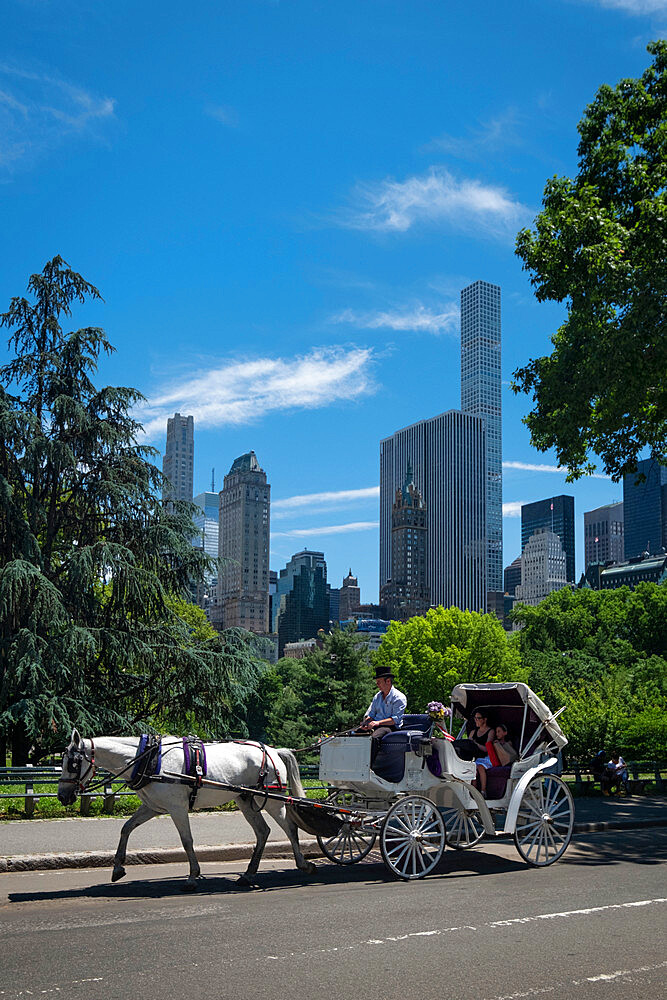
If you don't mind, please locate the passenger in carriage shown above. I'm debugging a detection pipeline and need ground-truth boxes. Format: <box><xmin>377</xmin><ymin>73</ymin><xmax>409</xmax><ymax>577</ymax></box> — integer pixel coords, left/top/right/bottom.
<box><xmin>475</xmin><ymin>723</ymin><xmax>518</xmax><ymax>798</ymax></box>
<box><xmin>358</xmin><ymin>665</ymin><xmax>407</xmax><ymax>762</ymax></box>
<box><xmin>468</xmin><ymin>710</ymin><xmax>496</xmax><ymax>756</ymax></box>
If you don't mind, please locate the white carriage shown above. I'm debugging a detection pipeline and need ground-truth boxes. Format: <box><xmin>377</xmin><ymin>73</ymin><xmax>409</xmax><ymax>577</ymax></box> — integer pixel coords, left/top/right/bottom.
<box><xmin>316</xmin><ymin>682</ymin><xmax>574</xmax><ymax>880</ymax></box>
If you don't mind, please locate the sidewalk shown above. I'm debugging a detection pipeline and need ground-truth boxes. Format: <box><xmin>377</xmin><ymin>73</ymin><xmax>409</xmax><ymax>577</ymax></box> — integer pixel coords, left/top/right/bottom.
<box><xmin>1</xmin><ymin>794</ymin><xmax>665</xmax><ymax>873</ymax></box>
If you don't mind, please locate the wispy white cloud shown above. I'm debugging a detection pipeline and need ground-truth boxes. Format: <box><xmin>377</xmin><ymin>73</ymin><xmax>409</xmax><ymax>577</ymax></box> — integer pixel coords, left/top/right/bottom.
<box><xmin>425</xmin><ymin>108</ymin><xmax>522</xmax><ymax>160</ymax></box>
<box><xmin>272</xmin><ymin>521</ymin><xmax>379</xmax><ymax>538</ymax></box>
<box><xmin>138</xmin><ymin>347</ymin><xmax>375</xmax><ymax>440</ymax></box>
<box><xmin>336</xmin><ymin>166</ymin><xmax>529</xmax><ymax>238</ymax></box>
<box><xmin>332</xmin><ymin>302</ymin><xmax>459</xmax><ymax>336</ymax></box>
<box><xmin>502</xmin><ymin>501</ymin><xmax>523</xmax><ymax>518</ymax></box>
<box><xmin>0</xmin><ymin>63</ymin><xmax>115</xmax><ymax>171</ymax></box>
<box><xmin>585</xmin><ymin>0</ymin><xmax>667</xmax><ymax>12</ymax></box>
<box><xmin>204</xmin><ymin>104</ymin><xmax>239</xmax><ymax>127</ymax></box>
<box><xmin>273</xmin><ymin>486</ymin><xmax>379</xmax><ymax>511</ymax></box>
<box><xmin>503</xmin><ymin>460</ymin><xmax>610</xmax><ymax>480</ymax></box>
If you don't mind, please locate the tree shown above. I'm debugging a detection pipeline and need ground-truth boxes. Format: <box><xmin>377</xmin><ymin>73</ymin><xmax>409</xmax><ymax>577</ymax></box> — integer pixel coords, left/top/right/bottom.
<box><xmin>253</xmin><ymin>627</ymin><xmax>375</xmax><ymax>747</ymax></box>
<box><xmin>0</xmin><ymin>258</ymin><xmax>264</xmax><ymax>762</ymax></box>
<box><xmin>513</xmin><ymin>41</ymin><xmax>667</xmax><ymax>481</ymax></box>
<box><xmin>372</xmin><ymin>607</ymin><xmax>522</xmax><ymax>712</ymax></box>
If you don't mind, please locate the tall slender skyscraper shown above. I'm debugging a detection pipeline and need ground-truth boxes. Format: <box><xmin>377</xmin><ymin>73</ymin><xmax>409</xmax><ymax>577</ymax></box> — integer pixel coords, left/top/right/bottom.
<box><xmin>461</xmin><ymin>280</ymin><xmax>502</xmax><ymax>607</ymax></box>
<box><xmin>380</xmin><ymin>410</ymin><xmax>486</xmax><ymax>612</ymax></box>
<box><xmin>162</xmin><ymin>413</ymin><xmax>194</xmax><ymax>501</ymax></box>
<box><xmin>215</xmin><ymin>451</ymin><xmax>270</xmax><ymax>633</ymax></box>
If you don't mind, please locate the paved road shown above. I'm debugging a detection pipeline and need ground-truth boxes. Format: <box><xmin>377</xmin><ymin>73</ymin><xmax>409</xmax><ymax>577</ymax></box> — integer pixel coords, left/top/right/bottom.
<box><xmin>1</xmin><ymin>828</ymin><xmax>665</xmax><ymax>1000</ymax></box>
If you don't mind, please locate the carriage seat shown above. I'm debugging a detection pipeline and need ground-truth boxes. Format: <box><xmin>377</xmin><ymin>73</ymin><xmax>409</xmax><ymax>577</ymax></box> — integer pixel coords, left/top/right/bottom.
<box><xmin>371</xmin><ymin>718</ymin><xmax>432</xmax><ymax>783</ymax></box>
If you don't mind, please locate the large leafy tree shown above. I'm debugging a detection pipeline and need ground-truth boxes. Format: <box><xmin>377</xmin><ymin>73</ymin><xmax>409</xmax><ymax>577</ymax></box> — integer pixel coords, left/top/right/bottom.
<box><xmin>372</xmin><ymin>607</ymin><xmax>522</xmax><ymax>712</ymax></box>
<box><xmin>512</xmin><ymin>584</ymin><xmax>667</xmax><ymax>758</ymax></box>
<box><xmin>0</xmin><ymin>258</ymin><xmax>263</xmax><ymax>762</ymax></box>
<box><xmin>514</xmin><ymin>41</ymin><xmax>667</xmax><ymax>481</ymax></box>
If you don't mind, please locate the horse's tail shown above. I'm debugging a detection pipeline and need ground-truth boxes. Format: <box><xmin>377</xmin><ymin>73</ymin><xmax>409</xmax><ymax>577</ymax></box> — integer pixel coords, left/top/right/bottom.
<box><xmin>277</xmin><ymin>748</ymin><xmax>305</xmax><ymax>798</ymax></box>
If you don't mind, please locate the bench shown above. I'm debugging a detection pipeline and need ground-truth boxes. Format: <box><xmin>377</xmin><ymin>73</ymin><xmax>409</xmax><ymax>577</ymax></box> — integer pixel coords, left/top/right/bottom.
<box><xmin>562</xmin><ymin>760</ymin><xmax>665</xmax><ymax>796</ymax></box>
<box><xmin>0</xmin><ymin>766</ymin><xmax>136</xmax><ymax>816</ymax></box>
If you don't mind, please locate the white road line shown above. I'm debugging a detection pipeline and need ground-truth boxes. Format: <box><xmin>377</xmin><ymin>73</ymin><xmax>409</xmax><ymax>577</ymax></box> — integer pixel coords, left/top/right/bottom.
<box><xmin>263</xmin><ymin>898</ymin><xmax>667</xmax><ymax>962</ymax></box>
<box><xmin>485</xmin><ymin>962</ymin><xmax>667</xmax><ymax>1000</ymax></box>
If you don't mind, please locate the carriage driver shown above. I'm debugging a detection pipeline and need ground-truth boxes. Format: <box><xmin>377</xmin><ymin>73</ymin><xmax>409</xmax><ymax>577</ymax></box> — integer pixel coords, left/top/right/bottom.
<box><xmin>358</xmin><ymin>665</ymin><xmax>407</xmax><ymax>759</ymax></box>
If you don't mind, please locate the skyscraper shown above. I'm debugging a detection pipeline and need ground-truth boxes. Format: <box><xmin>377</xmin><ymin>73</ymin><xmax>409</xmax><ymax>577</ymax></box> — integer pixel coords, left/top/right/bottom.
<box><xmin>192</xmin><ymin>491</ymin><xmax>220</xmax><ymax>562</ymax></box>
<box><xmin>584</xmin><ymin>502</ymin><xmax>624</xmax><ymax>570</ymax></box>
<box><xmin>162</xmin><ymin>413</ymin><xmax>194</xmax><ymax>501</ymax></box>
<box><xmin>503</xmin><ymin>556</ymin><xmax>522</xmax><ymax>596</ymax></box>
<box><xmin>380</xmin><ymin>410</ymin><xmax>486</xmax><ymax>612</ymax></box>
<box><xmin>380</xmin><ymin>462</ymin><xmax>430</xmax><ymax>622</ymax></box>
<box><xmin>338</xmin><ymin>569</ymin><xmax>361</xmax><ymax>621</ymax></box>
<box><xmin>215</xmin><ymin>451</ymin><xmax>270</xmax><ymax>633</ymax></box>
<box><xmin>521</xmin><ymin>496</ymin><xmax>575</xmax><ymax>584</ymax></box>
<box><xmin>623</xmin><ymin>458</ymin><xmax>667</xmax><ymax>559</ymax></box>
<box><xmin>461</xmin><ymin>280</ymin><xmax>503</xmax><ymax>608</ymax></box>
<box><xmin>272</xmin><ymin>550</ymin><xmax>329</xmax><ymax>656</ymax></box>
<box><xmin>515</xmin><ymin>529</ymin><xmax>568</xmax><ymax>606</ymax></box>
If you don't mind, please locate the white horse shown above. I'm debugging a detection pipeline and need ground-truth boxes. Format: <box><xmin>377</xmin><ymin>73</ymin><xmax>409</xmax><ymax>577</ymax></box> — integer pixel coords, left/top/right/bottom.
<box><xmin>57</xmin><ymin>730</ymin><xmax>316</xmax><ymax>890</ymax></box>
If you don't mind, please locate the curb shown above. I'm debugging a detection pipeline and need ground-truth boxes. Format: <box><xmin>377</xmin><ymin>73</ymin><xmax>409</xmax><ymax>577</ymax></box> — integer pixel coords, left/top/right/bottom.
<box><xmin>2</xmin><ymin>818</ymin><xmax>665</xmax><ymax>873</ymax></box>
<box><xmin>0</xmin><ymin>838</ymin><xmax>320</xmax><ymax>874</ymax></box>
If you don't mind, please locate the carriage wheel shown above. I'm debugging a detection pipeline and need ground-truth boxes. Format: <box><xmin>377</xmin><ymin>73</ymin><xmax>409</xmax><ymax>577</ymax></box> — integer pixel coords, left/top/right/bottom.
<box><xmin>317</xmin><ymin>820</ymin><xmax>377</xmax><ymax>865</ymax></box>
<box><xmin>513</xmin><ymin>774</ymin><xmax>574</xmax><ymax>867</ymax></box>
<box><xmin>441</xmin><ymin>802</ymin><xmax>485</xmax><ymax>849</ymax></box>
<box><xmin>380</xmin><ymin>796</ymin><xmax>446</xmax><ymax>880</ymax></box>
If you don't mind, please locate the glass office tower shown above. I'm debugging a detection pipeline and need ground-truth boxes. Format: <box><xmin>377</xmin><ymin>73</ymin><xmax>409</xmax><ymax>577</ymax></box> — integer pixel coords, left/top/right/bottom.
<box><xmin>521</xmin><ymin>495</ymin><xmax>575</xmax><ymax>584</ymax></box>
<box><xmin>623</xmin><ymin>458</ymin><xmax>667</xmax><ymax>559</ymax></box>
<box><xmin>461</xmin><ymin>280</ymin><xmax>502</xmax><ymax>604</ymax></box>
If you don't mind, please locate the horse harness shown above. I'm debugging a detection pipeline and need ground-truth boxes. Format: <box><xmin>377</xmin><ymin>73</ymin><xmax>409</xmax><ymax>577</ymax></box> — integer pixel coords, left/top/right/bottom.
<box><xmin>64</xmin><ymin>738</ymin><xmax>96</xmax><ymax>789</ymax></box>
<box><xmin>127</xmin><ymin>734</ymin><xmax>163</xmax><ymax>790</ymax></box>
<box><xmin>183</xmin><ymin>735</ymin><xmax>207</xmax><ymax>809</ymax></box>
<box><xmin>233</xmin><ymin>740</ymin><xmax>284</xmax><ymax>810</ymax></box>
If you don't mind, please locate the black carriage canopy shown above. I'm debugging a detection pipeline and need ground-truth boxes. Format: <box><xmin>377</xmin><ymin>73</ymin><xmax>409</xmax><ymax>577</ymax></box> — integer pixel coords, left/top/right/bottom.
<box><xmin>449</xmin><ymin>682</ymin><xmax>568</xmax><ymax>755</ymax></box>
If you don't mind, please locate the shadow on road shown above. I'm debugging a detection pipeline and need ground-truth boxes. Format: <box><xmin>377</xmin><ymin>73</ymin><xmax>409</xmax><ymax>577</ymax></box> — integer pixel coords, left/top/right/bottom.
<box><xmin>8</xmin><ymin>847</ymin><xmax>529</xmax><ymax>903</ymax></box>
<box><xmin>563</xmin><ymin>828</ymin><xmax>667</xmax><ymax>867</ymax></box>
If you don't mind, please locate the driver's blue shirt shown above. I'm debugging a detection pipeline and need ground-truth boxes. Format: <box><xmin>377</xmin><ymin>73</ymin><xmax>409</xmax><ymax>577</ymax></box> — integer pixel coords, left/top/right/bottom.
<box><xmin>366</xmin><ymin>685</ymin><xmax>407</xmax><ymax>727</ymax></box>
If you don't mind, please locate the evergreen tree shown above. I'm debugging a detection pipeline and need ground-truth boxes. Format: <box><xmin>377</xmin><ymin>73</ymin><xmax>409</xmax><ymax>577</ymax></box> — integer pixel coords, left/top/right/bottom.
<box><xmin>0</xmin><ymin>258</ymin><xmax>263</xmax><ymax>762</ymax></box>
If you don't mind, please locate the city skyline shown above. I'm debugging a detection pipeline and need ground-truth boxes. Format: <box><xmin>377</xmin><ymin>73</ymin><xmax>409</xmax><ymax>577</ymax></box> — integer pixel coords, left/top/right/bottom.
<box><xmin>2</xmin><ymin>3</ymin><xmax>647</xmax><ymax>602</ymax></box>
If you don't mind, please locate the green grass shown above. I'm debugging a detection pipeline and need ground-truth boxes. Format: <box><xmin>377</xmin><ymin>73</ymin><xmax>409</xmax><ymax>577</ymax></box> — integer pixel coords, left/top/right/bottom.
<box><xmin>0</xmin><ymin>778</ymin><xmax>329</xmax><ymax>820</ymax></box>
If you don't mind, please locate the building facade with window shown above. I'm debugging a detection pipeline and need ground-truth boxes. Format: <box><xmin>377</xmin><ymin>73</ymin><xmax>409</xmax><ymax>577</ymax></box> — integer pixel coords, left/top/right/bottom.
<box><xmin>380</xmin><ymin>409</ymin><xmax>486</xmax><ymax>612</ymax></box>
<box><xmin>584</xmin><ymin>501</ymin><xmax>624</xmax><ymax>570</ymax></box>
<box><xmin>380</xmin><ymin>463</ymin><xmax>430</xmax><ymax>622</ymax></box>
<box><xmin>623</xmin><ymin>458</ymin><xmax>667</xmax><ymax>559</ymax></box>
<box><xmin>521</xmin><ymin>495</ymin><xmax>575</xmax><ymax>584</ymax></box>
<box><xmin>214</xmin><ymin>451</ymin><xmax>270</xmax><ymax>633</ymax></box>
<box><xmin>461</xmin><ymin>280</ymin><xmax>503</xmax><ymax>610</ymax></box>
<box><xmin>272</xmin><ymin>550</ymin><xmax>329</xmax><ymax>657</ymax></box>
<box><xmin>162</xmin><ymin>412</ymin><xmax>194</xmax><ymax>502</ymax></box>
<box><xmin>515</xmin><ymin>529</ymin><xmax>568</xmax><ymax>607</ymax></box>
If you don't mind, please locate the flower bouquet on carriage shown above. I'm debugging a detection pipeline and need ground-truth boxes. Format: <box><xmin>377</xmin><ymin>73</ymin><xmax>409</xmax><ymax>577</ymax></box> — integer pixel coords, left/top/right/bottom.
<box><xmin>426</xmin><ymin>701</ymin><xmax>454</xmax><ymax>740</ymax></box>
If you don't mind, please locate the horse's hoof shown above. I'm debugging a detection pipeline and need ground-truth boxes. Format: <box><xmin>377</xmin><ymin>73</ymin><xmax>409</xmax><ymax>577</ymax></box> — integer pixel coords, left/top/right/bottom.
<box><xmin>302</xmin><ymin>861</ymin><xmax>317</xmax><ymax>875</ymax></box>
<box><xmin>111</xmin><ymin>867</ymin><xmax>126</xmax><ymax>883</ymax></box>
<box><xmin>180</xmin><ymin>881</ymin><xmax>199</xmax><ymax>893</ymax></box>
<box><xmin>237</xmin><ymin>874</ymin><xmax>257</xmax><ymax>888</ymax></box>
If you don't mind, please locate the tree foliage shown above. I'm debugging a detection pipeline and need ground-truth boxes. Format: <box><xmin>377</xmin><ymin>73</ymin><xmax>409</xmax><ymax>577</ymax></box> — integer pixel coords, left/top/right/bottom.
<box><xmin>250</xmin><ymin>628</ymin><xmax>375</xmax><ymax>748</ymax></box>
<box><xmin>0</xmin><ymin>258</ymin><xmax>264</xmax><ymax>761</ymax></box>
<box><xmin>514</xmin><ymin>41</ymin><xmax>667</xmax><ymax>481</ymax></box>
<box><xmin>372</xmin><ymin>606</ymin><xmax>522</xmax><ymax>712</ymax></box>
<box><xmin>512</xmin><ymin>584</ymin><xmax>667</xmax><ymax>758</ymax></box>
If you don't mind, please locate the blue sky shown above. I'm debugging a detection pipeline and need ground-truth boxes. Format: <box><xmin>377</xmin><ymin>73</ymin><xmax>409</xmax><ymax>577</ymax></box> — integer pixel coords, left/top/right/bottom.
<box><xmin>2</xmin><ymin>1</ymin><xmax>663</xmax><ymax>602</ymax></box>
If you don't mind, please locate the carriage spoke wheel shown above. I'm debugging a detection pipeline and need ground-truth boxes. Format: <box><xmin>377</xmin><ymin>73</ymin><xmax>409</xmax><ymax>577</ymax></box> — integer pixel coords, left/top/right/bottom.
<box><xmin>380</xmin><ymin>796</ymin><xmax>446</xmax><ymax>880</ymax></box>
<box><xmin>441</xmin><ymin>802</ymin><xmax>485</xmax><ymax>849</ymax></box>
<box><xmin>513</xmin><ymin>774</ymin><xmax>574</xmax><ymax>867</ymax></box>
<box><xmin>317</xmin><ymin>821</ymin><xmax>377</xmax><ymax>865</ymax></box>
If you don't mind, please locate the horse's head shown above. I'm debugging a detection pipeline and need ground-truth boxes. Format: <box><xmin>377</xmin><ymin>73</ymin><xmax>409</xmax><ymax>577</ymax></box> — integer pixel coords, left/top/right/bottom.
<box><xmin>57</xmin><ymin>729</ymin><xmax>95</xmax><ymax>805</ymax></box>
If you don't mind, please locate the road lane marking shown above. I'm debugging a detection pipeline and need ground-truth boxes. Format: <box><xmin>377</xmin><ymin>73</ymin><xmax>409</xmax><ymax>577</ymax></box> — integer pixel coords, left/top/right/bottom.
<box><xmin>263</xmin><ymin>897</ymin><xmax>667</xmax><ymax>962</ymax></box>
<box><xmin>485</xmin><ymin>962</ymin><xmax>667</xmax><ymax>999</ymax></box>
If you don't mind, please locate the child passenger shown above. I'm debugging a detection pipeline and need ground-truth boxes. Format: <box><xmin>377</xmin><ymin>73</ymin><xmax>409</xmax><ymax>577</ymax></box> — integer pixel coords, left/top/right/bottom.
<box><xmin>475</xmin><ymin>723</ymin><xmax>518</xmax><ymax>797</ymax></box>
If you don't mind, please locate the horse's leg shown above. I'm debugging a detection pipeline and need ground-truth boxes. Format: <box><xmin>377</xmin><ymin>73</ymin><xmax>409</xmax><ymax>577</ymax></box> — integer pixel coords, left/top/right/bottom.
<box><xmin>265</xmin><ymin>799</ymin><xmax>316</xmax><ymax>875</ymax></box>
<box><xmin>169</xmin><ymin>805</ymin><xmax>201</xmax><ymax>891</ymax></box>
<box><xmin>235</xmin><ymin>797</ymin><xmax>270</xmax><ymax>885</ymax></box>
<box><xmin>112</xmin><ymin>802</ymin><xmax>158</xmax><ymax>882</ymax></box>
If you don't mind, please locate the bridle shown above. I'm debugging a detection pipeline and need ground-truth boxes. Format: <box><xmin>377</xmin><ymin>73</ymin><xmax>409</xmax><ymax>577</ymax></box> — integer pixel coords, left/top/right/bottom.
<box><xmin>61</xmin><ymin>737</ymin><xmax>96</xmax><ymax>791</ymax></box>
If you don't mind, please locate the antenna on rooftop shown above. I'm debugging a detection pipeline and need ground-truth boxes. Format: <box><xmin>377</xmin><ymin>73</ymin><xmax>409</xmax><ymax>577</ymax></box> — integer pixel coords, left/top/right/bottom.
<box><xmin>211</xmin><ymin>467</ymin><xmax>215</xmax><ymax>492</ymax></box>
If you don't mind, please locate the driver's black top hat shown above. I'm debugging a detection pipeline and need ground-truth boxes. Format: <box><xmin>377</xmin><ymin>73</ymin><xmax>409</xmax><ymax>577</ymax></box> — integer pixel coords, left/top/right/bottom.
<box><xmin>374</xmin><ymin>665</ymin><xmax>394</xmax><ymax>680</ymax></box>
